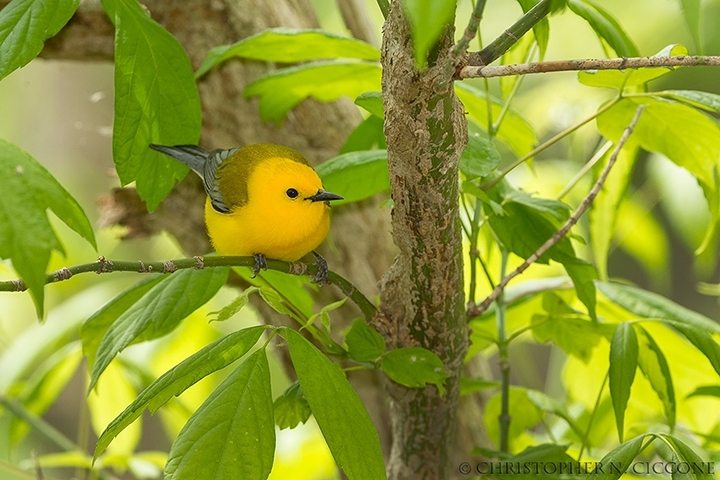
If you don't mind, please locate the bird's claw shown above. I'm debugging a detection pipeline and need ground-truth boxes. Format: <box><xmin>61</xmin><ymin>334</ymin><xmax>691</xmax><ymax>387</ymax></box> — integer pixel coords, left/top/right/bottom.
<box><xmin>312</xmin><ymin>251</ymin><xmax>330</xmax><ymax>285</ymax></box>
<box><xmin>252</xmin><ymin>253</ymin><xmax>268</xmax><ymax>278</ymax></box>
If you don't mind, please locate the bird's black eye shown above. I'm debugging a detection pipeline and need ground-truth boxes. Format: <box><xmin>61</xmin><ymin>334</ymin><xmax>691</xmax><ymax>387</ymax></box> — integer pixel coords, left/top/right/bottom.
<box><xmin>286</xmin><ymin>188</ymin><xmax>299</xmax><ymax>199</ymax></box>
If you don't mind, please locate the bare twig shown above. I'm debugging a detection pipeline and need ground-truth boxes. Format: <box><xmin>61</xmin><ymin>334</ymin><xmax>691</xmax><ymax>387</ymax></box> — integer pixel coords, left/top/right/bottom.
<box><xmin>464</xmin><ymin>0</ymin><xmax>552</xmax><ymax>68</ymax></box>
<box><xmin>467</xmin><ymin>104</ymin><xmax>646</xmax><ymax>318</ymax></box>
<box><xmin>0</xmin><ymin>256</ymin><xmax>376</xmax><ymax>320</ymax></box>
<box><xmin>459</xmin><ymin>55</ymin><xmax>720</xmax><ymax>79</ymax></box>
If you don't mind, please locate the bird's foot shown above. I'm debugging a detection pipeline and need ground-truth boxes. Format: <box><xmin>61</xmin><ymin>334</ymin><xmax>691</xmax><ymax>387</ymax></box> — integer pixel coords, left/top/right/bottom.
<box><xmin>311</xmin><ymin>251</ymin><xmax>330</xmax><ymax>285</ymax></box>
<box><xmin>252</xmin><ymin>253</ymin><xmax>268</xmax><ymax>278</ymax></box>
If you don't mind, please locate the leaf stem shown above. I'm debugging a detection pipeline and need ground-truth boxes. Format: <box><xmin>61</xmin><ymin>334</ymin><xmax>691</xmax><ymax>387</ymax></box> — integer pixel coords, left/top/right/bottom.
<box><xmin>0</xmin><ymin>396</ymin><xmax>81</xmax><ymax>453</ymax></box>
<box><xmin>497</xmin><ymin>249</ymin><xmax>511</xmax><ymax>453</ymax></box>
<box><xmin>556</xmin><ymin>140</ymin><xmax>613</xmax><ymax>200</ymax></box>
<box><xmin>577</xmin><ymin>371</ymin><xmax>609</xmax><ymax>462</ymax></box>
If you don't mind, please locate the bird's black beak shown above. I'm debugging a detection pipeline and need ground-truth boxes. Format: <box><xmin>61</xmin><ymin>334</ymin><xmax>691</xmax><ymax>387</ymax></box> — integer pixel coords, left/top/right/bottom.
<box><xmin>307</xmin><ymin>189</ymin><xmax>344</xmax><ymax>203</ymax></box>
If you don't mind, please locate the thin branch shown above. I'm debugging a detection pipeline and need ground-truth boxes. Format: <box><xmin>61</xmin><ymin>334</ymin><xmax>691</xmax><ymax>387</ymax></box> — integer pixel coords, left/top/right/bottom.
<box><xmin>467</xmin><ymin>104</ymin><xmax>646</xmax><ymax>319</ymax></box>
<box><xmin>0</xmin><ymin>255</ymin><xmax>377</xmax><ymax>321</ymax></box>
<box><xmin>450</xmin><ymin>0</ymin><xmax>488</xmax><ymax>63</ymax></box>
<box><xmin>0</xmin><ymin>396</ymin><xmax>81</xmax><ymax>453</ymax></box>
<box><xmin>459</xmin><ymin>55</ymin><xmax>720</xmax><ymax>79</ymax></box>
<box><xmin>464</xmin><ymin>0</ymin><xmax>551</xmax><ymax>68</ymax></box>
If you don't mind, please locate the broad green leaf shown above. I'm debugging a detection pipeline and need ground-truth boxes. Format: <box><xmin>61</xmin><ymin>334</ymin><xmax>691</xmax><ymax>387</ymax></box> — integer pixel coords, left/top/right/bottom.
<box><xmin>579</xmin><ymin>45</ymin><xmax>688</xmax><ymax>90</ymax></box>
<box><xmin>516</xmin><ymin>0</ymin><xmax>549</xmax><ymax>59</ymax></box>
<box><xmin>655</xmin><ymin>90</ymin><xmax>720</xmax><ymax>114</ymax></box>
<box><xmin>678</xmin><ymin>0</ymin><xmax>702</xmax><ymax>54</ymax></box>
<box><xmin>669</xmin><ymin>324</ymin><xmax>720</xmax><ymax>377</ymax></box>
<box><xmin>316</xmin><ymin>150</ymin><xmax>389</xmax><ymax>205</ymax></box>
<box><xmin>209</xmin><ymin>287</ymin><xmax>260</xmax><ymax>322</ymax></box>
<box><xmin>567</xmin><ymin>0</ymin><xmax>639</xmax><ymax>57</ymax></box>
<box><xmin>687</xmin><ymin>385</ymin><xmax>720</xmax><ymax>399</ymax></box>
<box><xmin>82</xmin><ymin>275</ymin><xmax>165</xmax><ymax>368</ymax></box>
<box><xmin>244</xmin><ymin>61</ymin><xmax>382</xmax><ymax>124</ymax></box>
<box><xmin>509</xmin><ymin>443</ymin><xmax>577</xmax><ymax>464</ymax></box>
<box><xmin>589</xmin><ymin>144</ymin><xmax>637</xmax><ymax>282</ymax></box>
<box><xmin>660</xmin><ymin>433</ymin><xmax>713</xmax><ymax>480</ymax></box>
<box><xmin>531</xmin><ymin>314</ymin><xmax>605</xmax><ymax>362</ymax></box>
<box><xmin>598</xmin><ymin>96</ymin><xmax>720</xmax><ymax>253</ymax></box>
<box><xmin>586</xmin><ymin>434</ymin><xmax>646</xmax><ymax>480</ymax></box>
<box><xmin>460</xmin><ymin>130</ymin><xmax>501</xmax><ymax>180</ymax></box>
<box><xmin>196</xmin><ymin>28</ymin><xmax>380</xmax><ymax>78</ymax></box>
<box><xmin>455</xmin><ymin>83</ymin><xmax>537</xmax><ymax>158</ymax></box>
<box><xmin>596</xmin><ymin>281</ymin><xmax>720</xmax><ymax>335</ymax></box>
<box><xmin>609</xmin><ymin>322</ymin><xmax>638</xmax><ymax>442</ymax></box>
<box><xmin>487</xmin><ymin>200</ymin><xmax>597</xmax><ymax>319</ymax></box>
<box><xmin>273</xmin><ymin>382</ymin><xmax>311</xmax><ymax>430</ymax></box>
<box><xmin>402</xmin><ymin>0</ymin><xmax>456</xmax><ymax>67</ymax></box>
<box><xmin>635</xmin><ymin>326</ymin><xmax>676</xmax><ymax>429</ymax></box>
<box><xmin>103</xmin><ymin>0</ymin><xmax>202</xmax><ymax>211</ymax></box>
<box><xmin>345</xmin><ymin>318</ymin><xmax>386</xmax><ymax>363</ymax></box>
<box><xmin>381</xmin><ymin>347</ymin><xmax>449</xmax><ymax>395</ymax></box>
<box><xmin>355</xmin><ymin>91</ymin><xmax>384</xmax><ymax>118</ymax></box>
<box><xmin>484</xmin><ymin>386</ymin><xmax>543</xmax><ymax>447</ymax></box>
<box><xmin>503</xmin><ymin>189</ymin><xmax>571</xmax><ymax>223</ymax></box>
<box><xmin>254</xmin><ymin>268</ymin><xmax>315</xmax><ymax>320</ymax></box>
<box><xmin>0</xmin><ymin>139</ymin><xmax>96</xmax><ymax>315</ymax></box>
<box><xmin>165</xmin><ymin>349</ymin><xmax>275</xmax><ymax>480</ymax></box>
<box><xmin>285</xmin><ymin>328</ymin><xmax>386</xmax><ymax>480</ymax></box>
<box><xmin>0</xmin><ymin>0</ymin><xmax>80</xmax><ymax>81</ymax></box>
<box><xmin>339</xmin><ymin>115</ymin><xmax>386</xmax><ymax>154</ymax></box>
<box><xmin>94</xmin><ymin>326</ymin><xmax>265</xmax><ymax>459</ymax></box>
<box><xmin>89</xmin><ymin>268</ymin><xmax>230</xmax><ymax>391</ymax></box>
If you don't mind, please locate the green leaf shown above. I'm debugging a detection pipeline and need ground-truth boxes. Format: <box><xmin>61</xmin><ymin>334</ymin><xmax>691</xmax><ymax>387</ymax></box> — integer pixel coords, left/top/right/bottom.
<box><xmin>526</xmin><ymin>389</ymin><xmax>586</xmax><ymax>440</ymax></box>
<box><xmin>345</xmin><ymin>318</ymin><xmax>386</xmax><ymax>363</ymax></box>
<box><xmin>315</xmin><ymin>150</ymin><xmax>389</xmax><ymax>205</ymax></box>
<box><xmin>244</xmin><ymin>61</ymin><xmax>382</xmax><ymax>124</ymax></box>
<box><xmin>455</xmin><ymin>83</ymin><xmax>537</xmax><ymax>158</ymax></box>
<box><xmin>655</xmin><ymin>90</ymin><xmax>720</xmax><ymax>114</ymax></box>
<box><xmin>381</xmin><ymin>347</ymin><xmax>449</xmax><ymax>395</ymax></box>
<box><xmin>209</xmin><ymin>287</ymin><xmax>260</xmax><ymax>322</ymax></box>
<box><xmin>103</xmin><ymin>0</ymin><xmax>202</xmax><ymax>211</ymax></box>
<box><xmin>355</xmin><ymin>91</ymin><xmax>384</xmax><ymax>118</ymax></box>
<box><xmin>596</xmin><ymin>281</ymin><xmax>720</xmax><ymax>335</ymax></box>
<box><xmin>0</xmin><ymin>0</ymin><xmax>80</xmax><ymax>81</ymax></box>
<box><xmin>669</xmin><ymin>324</ymin><xmax>720</xmax><ymax>377</ymax></box>
<box><xmin>460</xmin><ymin>378</ymin><xmax>500</xmax><ymax>396</ymax></box>
<box><xmin>89</xmin><ymin>267</ymin><xmax>230</xmax><ymax>391</ymax></box>
<box><xmin>531</xmin><ymin>313</ymin><xmax>605</xmax><ymax>362</ymax></box>
<box><xmin>635</xmin><ymin>326</ymin><xmax>676</xmax><ymax>430</ymax></box>
<box><xmin>579</xmin><ymin>45</ymin><xmax>688</xmax><ymax>90</ymax></box>
<box><xmin>82</xmin><ymin>275</ymin><xmax>165</xmax><ymax>368</ymax></box>
<box><xmin>165</xmin><ymin>349</ymin><xmax>275</xmax><ymax>480</ymax></box>
<box><xmin>687</xmin><ymin>385</ymin><xmax>720</xmax><ymax>399</ymax></box>
<box><xmin>273</xmin><ymin>382</ymin><xmax>312</xmax><ymax>430</ymax></box>
<box><xmin>94</xmin><ymin>326</ymin><xmax>265</xmax><ymax>459</ymax></box>
<box><xmin>339</xmin><ymin>115</ymin><xmax>386</xmax><ymax>154</ymax></box>
<box><xmin>503</xmin><ymin>189</ymin><xmax>571</xmax><ymax>223</ymax></box>
<box><xmin>590</xmin><ymin>143</ymin><xmax>638</xmax><ymax>280</ymax></box>
<box><xmin>196</xmin><ymin>28</ymin><xmax>380</xmax><ymax>78</ymax></box>
<box><xmin>609</xmin><ymin>322</ymin><xmax>638</xmax><ymax>442</ymax></box>
<box><xmin>460</xmin><ymin>130</ymin><xmax>501</xmax><ymax>180</ymax></box>
<box><xmin>516</xmin><ymin>0</ymin><xmax>549</xmax><ymax>59</ymax></box>
<box><xmin>567</xmin><ymin>0</ymin><xmax>639</xmax><ymax>57</ymax></box>
<box><xmin>660</xmin><ymin>433</ymin><xmax>713</xmax><ymax>480</ymax></box>
<box><xmin>285</xmin><ymin>328</ymin><xmax>386</xmax><ymax>480</ymax></box>
<box><xmin>678</xmin><ymin>0</ymin><xmax>702</xmax><ymax>54</ymax></box>
<box><xmin>402</xmin><ymin>0</ymin><xmax>456</xmax><ymax>67</ymax></box>
<box><xmin>586</xmin><ymin>434</ymin><xmax>646</xmax><ymax>480</ymax></box>
<box><xmin>0</xmin><ymin>139</ymin><xmax>96</xmax><ymax>315</ymax></box>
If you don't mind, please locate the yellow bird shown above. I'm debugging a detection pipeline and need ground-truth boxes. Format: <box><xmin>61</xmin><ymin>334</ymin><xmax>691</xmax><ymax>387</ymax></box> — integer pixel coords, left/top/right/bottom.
<box><xmin>149</xmin><ymin>143</ymin><xmax>343</xmax><ymax>282</ymax></box>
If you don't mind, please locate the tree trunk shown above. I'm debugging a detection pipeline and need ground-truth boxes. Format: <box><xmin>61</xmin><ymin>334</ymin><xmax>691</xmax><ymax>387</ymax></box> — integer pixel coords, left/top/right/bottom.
<box><xmin>380</xmin><ymin>2</ymin><xmax>469</xmax><ymax>479</ymax></box>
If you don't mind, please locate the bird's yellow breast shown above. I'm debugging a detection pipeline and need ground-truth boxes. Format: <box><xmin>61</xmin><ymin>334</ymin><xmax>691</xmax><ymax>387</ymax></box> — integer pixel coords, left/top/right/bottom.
<box><xmin>204</xmin><ymin>156</ymin><xmax>332</xmax><ymax>262</ymax></box>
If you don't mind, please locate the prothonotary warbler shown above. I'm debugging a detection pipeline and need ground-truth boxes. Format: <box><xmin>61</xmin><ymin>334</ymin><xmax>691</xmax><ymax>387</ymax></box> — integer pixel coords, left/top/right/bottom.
<box><xmin>149</xmin><ymin>143</ymin><xmax>343</xmax><ymax>283</ymax></box>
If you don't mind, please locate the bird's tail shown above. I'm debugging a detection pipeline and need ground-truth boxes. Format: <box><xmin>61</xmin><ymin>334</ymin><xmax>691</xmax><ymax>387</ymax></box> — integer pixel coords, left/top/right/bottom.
<box><xmin>149</xmin><ymin>144</ymin><xmax>210</xmax><ymax>177</ymax></box>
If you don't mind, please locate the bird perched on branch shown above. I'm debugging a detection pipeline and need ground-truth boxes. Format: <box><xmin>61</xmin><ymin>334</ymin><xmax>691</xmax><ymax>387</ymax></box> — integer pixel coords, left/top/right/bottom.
<box><xmin>149</xmin><ymin>143</ymin><xmax>343</xmax><ymax>283</ymax></box>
